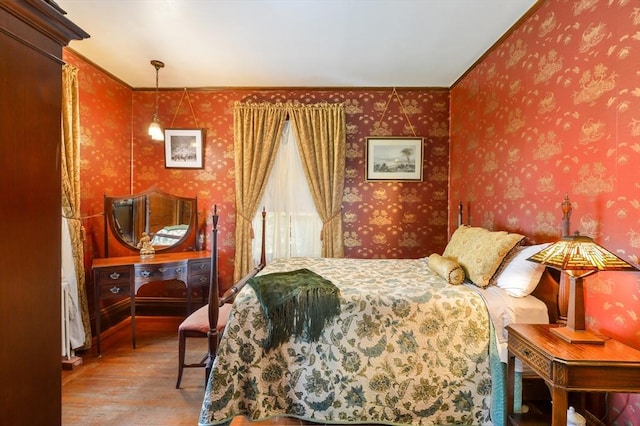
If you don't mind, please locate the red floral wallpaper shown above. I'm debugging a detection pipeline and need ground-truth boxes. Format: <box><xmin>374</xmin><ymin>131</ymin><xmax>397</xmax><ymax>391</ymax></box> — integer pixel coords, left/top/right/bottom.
<box><xmin>451</xmin><ymin>0</ymin><xmax>640</xmax><ymax>421</ymax></box>
<box><xmin>64</xmin><ymin>51</ymin><xmax>450</xmax><ymax>294</ymax></box>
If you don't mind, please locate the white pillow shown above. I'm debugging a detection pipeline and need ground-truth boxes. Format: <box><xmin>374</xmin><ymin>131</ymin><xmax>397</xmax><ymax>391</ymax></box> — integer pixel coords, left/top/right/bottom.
<box><xmin>494</xmin><ymin>243</ymin><xmax>550</xmax><ymax>297</ymax></box>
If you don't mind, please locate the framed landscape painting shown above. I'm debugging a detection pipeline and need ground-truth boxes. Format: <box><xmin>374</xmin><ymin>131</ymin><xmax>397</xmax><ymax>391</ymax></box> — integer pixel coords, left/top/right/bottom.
<box><xmin>164</xmin><ymin>128</ymin><xmax>204</xmax><ymax>169</ymax></box>
<box><xmin>365</xmin><ymin>137</ymin><xmax>423</xmax><ymax>181</ymax></box>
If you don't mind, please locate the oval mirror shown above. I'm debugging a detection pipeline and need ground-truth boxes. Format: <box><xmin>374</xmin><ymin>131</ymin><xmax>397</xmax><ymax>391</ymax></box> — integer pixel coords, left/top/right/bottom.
<box><xmin>104</xmin><ymin>188</ymin><xmax>198</xmax><ymax>255</ymax></box>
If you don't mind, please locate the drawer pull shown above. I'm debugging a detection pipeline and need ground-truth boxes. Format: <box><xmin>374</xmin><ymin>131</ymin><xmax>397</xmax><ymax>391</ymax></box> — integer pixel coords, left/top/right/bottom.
<box><xmin>110</xmin><ymin>286</ymin><xmax>121</xmax><ymax>294</ymax></box>
<box><xmin>140</xmin><ymin>270</ymin><xmax>151</xmax><ymax>278</ymax></box>
<box><xmin>199</xmin><ymin>276</ymin><xmax>207</xmax><ymax>283</ymax></box>
<box><xmin>175</xmin><ymin>267</ymin><xmax>183</xmax><ymax>273</ymax></box>
<box><xmin>198</xmin><ymin>264</ymin><xmax>206</xmax><ymax>270</ymax></box>
<box><xmin>109</xmin><ymin>272</ymin><xmax>120</xmax><ymax>280</ymax></box>
<box><xmin>159</xmin><ymin>267</ymin><xmax>167</xmax><ymax>273</ymax></box>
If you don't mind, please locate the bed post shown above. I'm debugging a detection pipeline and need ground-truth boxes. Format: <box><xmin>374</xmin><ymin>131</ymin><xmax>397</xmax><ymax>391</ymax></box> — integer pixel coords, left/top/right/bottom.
<box><xmin>205</xmin><ymin>206</ymin><xmax>220</xmax><ymax>382</ymax></box>
<box><xmin>561</xmin><ymin>193</ymin><xmax>572</xmax><ymax>237</ymax></box>
<box><xmin>260</xmin><ymin>207</ymin><xmax>266</xmax><ymax>268</ymax></box>
<box><xmin>218</xmin><ymin>207</ymin><xmax>267</xmax><ymax>306</ymax></box>
<box><xmin>557</xmin><ymin>194</ymin><xmax>572</xmax><ymax>322</ymax></box>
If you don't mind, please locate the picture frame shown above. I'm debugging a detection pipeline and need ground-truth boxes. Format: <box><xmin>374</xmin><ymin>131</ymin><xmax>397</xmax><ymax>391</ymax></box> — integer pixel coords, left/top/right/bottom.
<box><xmin>164</xmin><ymin>128</ymin><xmax>204</xmax><ymax>169</ymax></box>
<box><xmin>365</xmin><ymin>136</ymin><xmax>424</xmax><ymax>181</ymax></box>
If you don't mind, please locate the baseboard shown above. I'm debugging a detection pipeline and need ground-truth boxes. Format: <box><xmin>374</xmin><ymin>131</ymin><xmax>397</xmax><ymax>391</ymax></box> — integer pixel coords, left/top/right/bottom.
<box><xmin>61</xmin><ymin>355</ymin><xmax>83</xmax><ymax>370</ymax></box>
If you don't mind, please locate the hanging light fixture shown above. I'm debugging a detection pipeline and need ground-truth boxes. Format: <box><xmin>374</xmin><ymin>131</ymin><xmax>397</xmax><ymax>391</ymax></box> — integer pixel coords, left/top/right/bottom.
<box><xmin>148</xmin><ymin>59</ymin><xmax>165</xmax><ymax>141</ymax></box>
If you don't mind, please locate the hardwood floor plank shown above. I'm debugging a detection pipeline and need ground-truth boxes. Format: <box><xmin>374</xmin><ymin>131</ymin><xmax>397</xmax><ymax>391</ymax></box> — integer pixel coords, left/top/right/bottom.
<box><xmin>63</xmin><ymin>316</ymin><xmax>210</xmax><ymax>425</ymax></box>
<box><xmin>62</xmin><ymin>316</ymin><xmax>302</xmax><ymax>426</ymax></box>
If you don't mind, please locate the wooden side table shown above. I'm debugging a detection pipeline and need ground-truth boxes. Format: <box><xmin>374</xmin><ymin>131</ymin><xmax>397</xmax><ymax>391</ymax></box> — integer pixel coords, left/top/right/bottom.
<box><xmin>506</xmin><ymin>323</ymin><xmax>640</xmax><ymax>426</ymax></box>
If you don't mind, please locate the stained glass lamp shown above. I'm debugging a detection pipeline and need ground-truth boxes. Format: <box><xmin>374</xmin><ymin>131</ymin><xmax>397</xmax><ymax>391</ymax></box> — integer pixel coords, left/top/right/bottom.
<box><xmin>527</xmin><ymin>232</ymin><xmax>638</xmax><ymax>344</ymax></box>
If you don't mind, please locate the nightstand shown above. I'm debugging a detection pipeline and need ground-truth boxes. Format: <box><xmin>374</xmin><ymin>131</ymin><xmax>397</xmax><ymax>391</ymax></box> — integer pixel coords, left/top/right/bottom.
<box><xmin>506</xmin><ymin>323</ymin><xmax>640</xmax><ymax>426</ymax></box>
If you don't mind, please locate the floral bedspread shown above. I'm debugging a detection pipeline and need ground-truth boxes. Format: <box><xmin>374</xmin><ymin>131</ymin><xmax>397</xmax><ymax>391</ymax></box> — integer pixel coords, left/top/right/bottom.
<box><xmin>199</xmin><ymin>257</ymin><xmax>495</xmax><ymax>425</ymax></box>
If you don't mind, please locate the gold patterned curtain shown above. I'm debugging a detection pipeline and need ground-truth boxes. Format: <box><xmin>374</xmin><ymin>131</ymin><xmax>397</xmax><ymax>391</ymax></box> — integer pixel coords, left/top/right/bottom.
<box><xmin>288</xmin><ymin>103</ymin><xmax>346</xmax><ymax>257</ymax></box>
<box><xmin>233</xmin><ymin>102</ymin><xmax>288</xmax><ymax>281</ymax></box>
<box><xmin>61</xmin><ymin>65</ymin><xmax>92</xmax><ymax>349</ymax></box>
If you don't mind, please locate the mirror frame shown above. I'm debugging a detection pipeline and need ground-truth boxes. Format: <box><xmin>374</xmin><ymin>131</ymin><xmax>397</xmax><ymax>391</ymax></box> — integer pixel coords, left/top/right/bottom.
<box><xmin>103</xmin><ymin>187</ymin><xmax>199</xmax><ymax>256</ymax></box>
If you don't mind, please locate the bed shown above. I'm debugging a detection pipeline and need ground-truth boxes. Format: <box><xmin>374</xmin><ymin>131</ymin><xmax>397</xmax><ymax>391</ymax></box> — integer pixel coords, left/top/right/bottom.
<box><xmin>198</xmin><ymin>210</ymin><xmax>561</xmax><ymax>426</ymax></box>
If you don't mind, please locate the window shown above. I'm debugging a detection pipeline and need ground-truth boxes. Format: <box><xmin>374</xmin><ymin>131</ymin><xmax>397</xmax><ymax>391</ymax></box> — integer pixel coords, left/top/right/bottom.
<box><xmin>252</xmin><ymin>121</ymin><xmax>322</xmax><ymax>264</ymax></box>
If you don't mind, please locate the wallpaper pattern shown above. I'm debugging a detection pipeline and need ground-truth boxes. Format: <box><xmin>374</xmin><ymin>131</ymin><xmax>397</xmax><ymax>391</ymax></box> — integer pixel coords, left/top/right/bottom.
<box><xmin>64</xmin><ymin>51</ymin><xmax>450</xmax><ymax>295</ymax></box>
<box><xmin>450</xmin><ymin>0</ymin><xmax>640</xmax><ymax>421</ymax></box>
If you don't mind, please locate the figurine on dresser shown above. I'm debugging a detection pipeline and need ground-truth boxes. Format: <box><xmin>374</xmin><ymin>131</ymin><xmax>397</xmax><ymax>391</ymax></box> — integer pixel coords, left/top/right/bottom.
<box><xmin>137</xmin><ymin>232</ymin><xmax>155</xmax><ymax>259</ymax></box>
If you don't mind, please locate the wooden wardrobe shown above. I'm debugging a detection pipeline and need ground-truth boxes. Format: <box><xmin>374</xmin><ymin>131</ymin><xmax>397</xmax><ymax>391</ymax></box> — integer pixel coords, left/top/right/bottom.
<box><xmin>0</xmin><ymin>1</ymin><xmax>87</xmax><ymax>424</ymax></box>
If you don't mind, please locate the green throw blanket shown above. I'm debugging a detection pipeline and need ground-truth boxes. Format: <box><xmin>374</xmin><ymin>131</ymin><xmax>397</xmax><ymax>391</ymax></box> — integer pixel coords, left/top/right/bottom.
<box><xmin>248</xmin><ymin>268</ymin><xmax>341</xmax><ymax>352</ymax></box>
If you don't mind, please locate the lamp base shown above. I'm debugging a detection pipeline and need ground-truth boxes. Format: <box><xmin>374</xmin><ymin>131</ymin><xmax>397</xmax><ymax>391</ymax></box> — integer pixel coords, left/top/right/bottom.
<box><xmin>550</xmin><ymin>326</ymin><xmax>605</xmax><ymax>345</ymax></box>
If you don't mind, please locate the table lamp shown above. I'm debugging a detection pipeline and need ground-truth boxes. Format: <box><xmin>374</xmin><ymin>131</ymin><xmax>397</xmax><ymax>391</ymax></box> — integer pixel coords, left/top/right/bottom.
<box><xmin>527</xmin><ymin>232</ymin><xmax>638</xmax><ymax>344</ymax></box>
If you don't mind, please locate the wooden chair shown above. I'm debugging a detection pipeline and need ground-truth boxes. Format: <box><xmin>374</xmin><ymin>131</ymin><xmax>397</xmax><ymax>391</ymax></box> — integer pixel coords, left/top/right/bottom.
<box><xmin>175</xmin><ymin>302</ymin><xmax>232</xmax><ymax>388</ymax></box>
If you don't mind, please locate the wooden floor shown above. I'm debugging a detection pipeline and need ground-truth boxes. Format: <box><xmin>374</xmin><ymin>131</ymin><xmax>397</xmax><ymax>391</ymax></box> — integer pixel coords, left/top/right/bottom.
<box><xmin>62</xmin><ymin>316</ymin><xmax>305</xmax><ymax>426</ymax></box>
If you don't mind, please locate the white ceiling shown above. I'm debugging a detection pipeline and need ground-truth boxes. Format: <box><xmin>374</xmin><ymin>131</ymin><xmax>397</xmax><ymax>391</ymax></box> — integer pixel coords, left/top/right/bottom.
<box><xmin>56</xmin><ymin>0</ymin><xmax>538</xmax><ymax>89</ymax></box>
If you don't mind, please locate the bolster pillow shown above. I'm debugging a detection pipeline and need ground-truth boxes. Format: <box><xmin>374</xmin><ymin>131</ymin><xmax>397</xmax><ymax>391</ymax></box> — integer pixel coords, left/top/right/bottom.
<box><xmin>428</xmin><ymin>253</ymin><xmax>465</xmax><ymax>285</ymax></box>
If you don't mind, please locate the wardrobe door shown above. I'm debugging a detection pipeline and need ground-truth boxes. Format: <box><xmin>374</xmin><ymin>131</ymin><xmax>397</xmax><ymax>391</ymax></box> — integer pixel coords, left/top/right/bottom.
<box><xmin>0</xmin><ymin>1</ymin><xmax>87</xmax><ymax>424</ymax></box>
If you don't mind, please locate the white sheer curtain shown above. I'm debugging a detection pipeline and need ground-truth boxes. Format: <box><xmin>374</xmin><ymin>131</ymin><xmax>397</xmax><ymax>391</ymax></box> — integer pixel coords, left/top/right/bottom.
<box><xmin>252</xmin><ymin>121</ymin><xmax>322</xmax><ymax>264</ymax></box>
<box><xmin>61</xmin><ymin>210</ymin><xmax>86</xmax><ymax>349</ymax></box>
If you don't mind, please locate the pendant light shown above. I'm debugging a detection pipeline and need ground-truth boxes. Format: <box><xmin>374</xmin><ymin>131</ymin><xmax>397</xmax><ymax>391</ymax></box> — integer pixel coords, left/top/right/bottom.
<box><xmin>148</xmin><ymin>59</ymin><xmax>165</xmax><ymax>141</ymax></box>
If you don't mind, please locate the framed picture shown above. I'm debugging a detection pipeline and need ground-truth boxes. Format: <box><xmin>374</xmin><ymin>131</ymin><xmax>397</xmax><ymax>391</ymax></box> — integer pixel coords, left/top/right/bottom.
<box><xmin>365</xmin><ymin>136</ymin><xmax>424</xmax><ymax>181</ymax></box>
<box><xmin>164</xmin><ymin>128</ymin><xmax>204</xmax><ymax>169</ymax></box>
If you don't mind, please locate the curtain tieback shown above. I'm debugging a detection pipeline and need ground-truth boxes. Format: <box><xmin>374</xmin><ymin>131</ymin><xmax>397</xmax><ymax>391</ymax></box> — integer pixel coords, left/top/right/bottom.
<box><xmin>321</xmin><ymin>209</ymin><xmax>342</xmax><ymax>240</ymax></box>
<box><xmin>62</xmin><ymin>214</ymin><xmax>87</xmax><ymax>241</ymax></box>
<box><xmin>237</xmin><ymin>212</ymin><xmax>255</xmax><ymax>238</ymax></box>
<box><xmin>324</xmin><ymin>209</ymin><xmax>342</xmax><ymax>224</ymax></box>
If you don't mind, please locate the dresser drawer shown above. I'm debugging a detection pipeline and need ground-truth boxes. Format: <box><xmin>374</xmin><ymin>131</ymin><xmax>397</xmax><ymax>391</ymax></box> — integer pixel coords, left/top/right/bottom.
<box><xmin>135</xmin><ymin>262</ymin><xmax>187</xmax><ymax>281</ymax></box>
<box><xmin>100</xmin><ymin>282</ymin><xmax>131</xmax><ymax>299</ymax></box>
<box><xmin>189</xmin><ymin>258</ymin><xmax>210</xmax><ymax>275</ymax></box>
<box><xmin>96</xmin><ymin>267</ymin><xmax>131</xmax><ymax>284</ymax></box>
<box><xmin>508</xmin><ymin>334</ymin><xmax>552</xmax><ymax>379</ymax></box>
<box><xmin>187</xmin><ymin>272</ymin><xmax>210</xmax><ymax>290</ymax></box>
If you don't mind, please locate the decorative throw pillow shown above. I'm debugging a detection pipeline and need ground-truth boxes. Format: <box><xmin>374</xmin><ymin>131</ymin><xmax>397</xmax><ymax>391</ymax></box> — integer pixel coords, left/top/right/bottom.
<box><xmin>442</xmin><ymin>225</ymin><xmax>525</xmax><ymax>288</ymax></box>
<box><xmin>428</xmin><ymin>253</ymin><xmax>465</xmax><ymax>285</ymax></box>
<box><xmin>494</xmin><ymin>243</ymin><xmax>550</xmax><ymax>297</ymax></box>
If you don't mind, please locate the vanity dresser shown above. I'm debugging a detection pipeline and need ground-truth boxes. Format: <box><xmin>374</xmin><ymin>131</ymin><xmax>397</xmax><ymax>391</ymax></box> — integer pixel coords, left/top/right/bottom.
<box><xmin>92</xmin><ymin>188</ymin><xmax>211</xmax><ymax>354</ymax></box>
